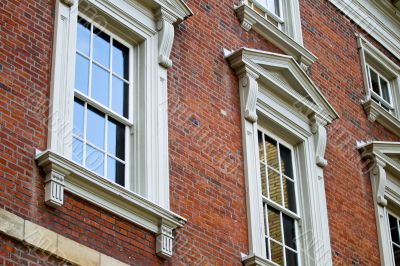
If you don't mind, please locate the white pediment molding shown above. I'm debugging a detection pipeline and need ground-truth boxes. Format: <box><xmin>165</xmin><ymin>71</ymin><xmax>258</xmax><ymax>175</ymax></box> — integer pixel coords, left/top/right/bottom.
<box><xmin>358</xmin><ymin>141</ymin><xmax>400</xmax><ymax>266</ymax></box>
<box><xmin>225</xmin><ymin>48</ymin><xmax>339</xmax><ymax>124</ymax></box>
<box><xmin>328</xmin><ymin>0</ymin><xmax>400</xmax><ymax>60</ymax></box>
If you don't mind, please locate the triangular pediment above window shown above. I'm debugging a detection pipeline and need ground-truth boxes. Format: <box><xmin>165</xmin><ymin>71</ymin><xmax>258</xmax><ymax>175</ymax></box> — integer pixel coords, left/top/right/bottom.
<box><xmin>359</xmin><ymin>141</ymin><xmax>400</xmax><ymax>174</ymax></box>
<box><xmin>225</xmin><ymin>48</ymin><xmax>339</xmax><ymax>123</ymax></box>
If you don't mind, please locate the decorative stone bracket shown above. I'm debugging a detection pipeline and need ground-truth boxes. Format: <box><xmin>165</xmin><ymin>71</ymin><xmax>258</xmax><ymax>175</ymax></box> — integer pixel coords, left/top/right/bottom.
<box><xmin>156</xmin><ymin>224</ymin><xmax>174</xmax><ymax>258</ymax></box>
<box><xmin>239</xmin><ymin>70</ymin><xmax>260</xmax><ymax>123</ymax></box>
<box><xmin>36</xmin><ymin>150</ymin><xmax>186</xmax><ymax>259</ymax></box>
<box><xmin>372</xmin><ymin>159</ymin><xmax>388</xmax><ymax>207</ymax></box>
<box><xmin>157</xmin><ymin>9</ymin><xmax>177</xmax><ymax>69</ymax></box>
<box><xmin>311</xmin><ymin>114</ymin><xmax>328</xmax><ymax>168</ymax></box>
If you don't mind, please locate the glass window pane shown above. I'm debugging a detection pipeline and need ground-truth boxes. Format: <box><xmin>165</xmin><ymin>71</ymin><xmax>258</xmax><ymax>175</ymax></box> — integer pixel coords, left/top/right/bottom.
<box><xmin>76</xmin><ymin>17</ymin><xmax>91</xmax><ymax>56</ymax></box>
<box><xmin>267</xmin><ymin>0</ymin><xmax>280</xmax><ymax>16</ymax></box>
<box><xmin>380</xmin><ymin>78</ymin><xmax>391</xmax><ymax>103</ymax></box>
<box><xmin>265</xmin><ymin>135</ymin><xmax>279</xmax><ymax>170</ymax></box>
<box><xmin>369</xmin><ymin>68</ymin><xmax>380</xmax><ymax>95</ymax></box>
<box><xmin>112</xmin><ymin>40</ymin><xmax>129</xmax><ymax>80</ymax></box>
<box><xmin>73</xmin><ymin>98</ymin><xmax>84</xmax><ymax>137</ymax></box>
<box><xmin>91</xmin><ymin>64</ymin><xmax>110</xmax><ymax>107</ymax></box>
<box><xmin>285</xmin><ymin>248</ymin><xmax>298</xmax><ymax>266</ymax></box>
<box><xmin>86</xmin><ymin>145</ymin><xmax>104</xmax><ymax>176</ymax></box>
<box><xmin>268</xmin><ymin>207</ymin><xmax>282</xmax><ymax>242</ymax></box>
<box><xmin>72</xmin><ymin>137</ymin><xmax>83</xmax><ymax>164</ymax></box>
<box><xmin>268</xmin><ymin>168</ymin><xmax>282</xmax><ymax>204</ymax></box>
<box><xmin>283</xmin><ymin>178</ymin><xmax>297</xmax><ymax>213</ymax></box>
<box><xmin>394</xmin><ymin>244</ymin><xmax>400</xmax><ymax>266</ymax></box>
<box><xmin>265</xmin><ymin>237</ymin><xmax>270</xmax><ymax>260</ymax></box>
<box><xmin>108</xmin><ymin>118</ymin><xmax>125</xmax><ymax>160</ymax></box>
<box><xmin>280</xmin><ymin>144</ymin><xmax>293</xmax><ymax>179</ymax></box>
<box><xmin>107</xmin><ymin>156</ymin><xmax>125</xmax><ymax>186</ymax></box>
<box><xmin>112</xmin><ymin>76</ymin><xmax>129</xmax><ymax>118</ymax></box>
<box><xmin>270</xmin><ymin>240</ymin><xmax>284</xmax><ymax>266</ymax></box>
<box><xmin>283</xmin><ymin>214</ymin><xmax>296</xmax><ymax>250</ymax></box>
<box><xmin>389</xmin><ymin>214</ymin><xmax>400</xmax><ymax>245</ymax></box>
<box><xmin>75</xmin><ymin>54</ymin><xmax>90</xmax><ymax>95</ymax></box>
<box><xmin>260</xmin><ymin>162</ymin><xmax>267</xmax><ymax>197</ymax></box>
<box><xmin>93</xmin><ymin>27</ymin><xmax>110</xmax><ymax>68</ymax></box>
<box><xmin>258</xmin><ymin>131</ymin><xmax>265</xmax><ymax>163</ymax></box>
<box><xmin>87</xmin><ymin>106</ymin><xmax>105</xmax><ymax>149</ymax></box>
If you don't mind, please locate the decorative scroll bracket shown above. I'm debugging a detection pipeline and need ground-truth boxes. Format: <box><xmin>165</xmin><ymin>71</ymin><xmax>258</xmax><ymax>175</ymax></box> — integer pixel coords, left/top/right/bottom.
<box><xmin>310</xmin><ymin>114</ymin><xmax>328</xmax><ymax>168</ymax></box>
<box><xmin>239</xmin><ymin>69</ymin><xmax>260</xmax><ymax>123</ymax></box>
<box><xmin>156</xmin><ymin>224</ymin><xmax>174</xmax><ymax>259</ymax></box>
<box><xmin>372</xmin><ymin>159</ymin><xmax>388</xmax><ymax>207</ymax></box>
<box><xmin>157</xmin><ymin>9</ymin><xmax>177</xmax><ymax>69</ymax></box>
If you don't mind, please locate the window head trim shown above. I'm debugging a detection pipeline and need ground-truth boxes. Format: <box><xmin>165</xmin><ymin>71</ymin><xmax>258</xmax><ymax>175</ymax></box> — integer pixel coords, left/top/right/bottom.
<box><xmin>234</xmin><ymin>2</ymin><xmax>317</xmax><ymax>69</ymax></box>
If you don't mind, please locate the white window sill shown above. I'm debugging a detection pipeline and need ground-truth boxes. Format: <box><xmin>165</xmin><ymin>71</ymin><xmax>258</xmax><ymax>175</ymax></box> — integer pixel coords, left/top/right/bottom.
<box><xmin>242</xmin><ymin>254</ymin><xmax>279</xmax><ymax>266</ymax></box>
<box><xmin>35</xmin><ymin>149</ymin><xmax>186</xmax><ymax>235</ymax></box>
<box><xmin>235</xmin><ymin>3</ymin><xmax>317</xmax><ymax>69</ymax></box>
<box><xmin>363</xmin><ymin>99</ymin><xmax>400</xmax><ymax>137</ymax></box>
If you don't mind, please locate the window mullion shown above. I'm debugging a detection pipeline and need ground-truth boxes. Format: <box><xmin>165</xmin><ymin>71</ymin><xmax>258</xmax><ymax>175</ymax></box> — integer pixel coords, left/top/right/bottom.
<box><xmin>88</xmin><ymin>23</ymin><xmax>94</xmax><ymax>98</ymax></box>
<box><xmin>83</xmin><ymin>102</ymin><xmax>88</xmax><ymax>167</ymax></box>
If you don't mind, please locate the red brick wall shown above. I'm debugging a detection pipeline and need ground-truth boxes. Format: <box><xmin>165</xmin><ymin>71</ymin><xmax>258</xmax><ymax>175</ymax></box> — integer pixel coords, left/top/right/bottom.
<box><xmin>0</xmin><ymin>0</ymin><xmax>399</xmax><ymax>265</ymax></box>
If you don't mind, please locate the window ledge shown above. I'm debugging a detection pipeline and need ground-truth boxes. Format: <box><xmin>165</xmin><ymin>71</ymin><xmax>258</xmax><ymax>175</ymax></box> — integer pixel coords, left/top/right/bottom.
<box><xmin>242</xmin><ymin>254</ymin><xmax>279</xmax><ymax>266</ymax></box>
<box><xmin>363</xmin><ymin>99</ymin><xmax>400</xmax><ymax>137</ymax></box>
<box><xmin>234</xmin><ymin>3</ymin><xmax>317</xmax><ymax>69</ymax></box>
<box><xmin>35</xmin><ymin>149</ymin><xmax>186</xmax><ymax>258</ymax></box>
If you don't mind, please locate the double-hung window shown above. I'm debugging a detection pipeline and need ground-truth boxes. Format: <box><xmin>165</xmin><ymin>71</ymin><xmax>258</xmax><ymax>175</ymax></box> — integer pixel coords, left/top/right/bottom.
<box><xmin>357</xmin><ymin>34</ymin><xmax>400</xmax><ymax>137</ymax></box>
<box><xmin>36</xmin><ymin>0</ymin><xmax>192</xmax><ymax>258</ymax></box>
<box><xmin>258</xmin><ymin>130</ymin><xmax>299</xmax><ymax>265</ymax></box>
<box><xmin>367</xmin><ymin>64</ymin><xmax>394</xmax><ymax>114</ymax></box>
<box><xmin>226</xmin><ymin>48</ymin><xmax>338</xmax><ymax>266</ymax></box>
<box><xmin>72</xmin><ymin>16</ymin><xmax>132</xmax><ymax>188</ymax></box>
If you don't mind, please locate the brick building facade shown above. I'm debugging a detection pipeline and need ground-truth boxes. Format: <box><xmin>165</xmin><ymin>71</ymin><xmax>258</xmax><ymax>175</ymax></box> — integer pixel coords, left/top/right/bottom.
<box><xmin>0</xmin><ymin>0</ymin><xmax>399</xmax><ymax>265</ymax></box>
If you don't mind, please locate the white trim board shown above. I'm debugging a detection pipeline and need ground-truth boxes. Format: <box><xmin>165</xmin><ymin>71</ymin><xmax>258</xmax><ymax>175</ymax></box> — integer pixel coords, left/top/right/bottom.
<box><xmin>329</xmin><ymin>0</ymin><xmax>400</xmax><ymax>60</ymax></box>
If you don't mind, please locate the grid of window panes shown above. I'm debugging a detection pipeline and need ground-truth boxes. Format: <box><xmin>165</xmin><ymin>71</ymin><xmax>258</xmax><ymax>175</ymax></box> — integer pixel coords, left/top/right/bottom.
<box><xmin>367</xmin><ymin>65</ymin><xmax>394</xmax><ymax>114</ymax></box>
<box><xmin>258</xmin><ymin>130</ymin><xmax>298</xmax><ymax>266</ymax></box>
<box><xmin>388</xmin><ymin>213</ymin><xmax>400</xmax><ymax>265</ymax></box>
<box><xmin>72</xmin><ymin>16</ymin><xmax>131</xmax><ymax>187</ymax></box>
<box><xmin>248</xmin><ymin>0</ymin><xmax>284</xmax><ymax>29</ymax></box>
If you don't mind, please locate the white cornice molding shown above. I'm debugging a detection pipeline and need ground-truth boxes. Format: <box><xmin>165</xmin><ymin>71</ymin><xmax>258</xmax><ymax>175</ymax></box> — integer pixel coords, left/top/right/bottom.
<box><xmin>234</xmin><ymin>4</ymin><xmax>317</xmax><ymax>68</ymax></box>
<box><xmin>35</xmin><ymin>150</ymin><xmax>186</xmax><ymax>258</ymax></box>
<box><xmin>329</xmin><ymin>0</ymin><xmax>400</xmax><ymax>59</ymax></box>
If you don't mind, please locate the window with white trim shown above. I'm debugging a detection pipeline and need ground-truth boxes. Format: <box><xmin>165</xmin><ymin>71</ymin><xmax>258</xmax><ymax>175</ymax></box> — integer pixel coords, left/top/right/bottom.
<box><xmin>72</xmin><ymin>16</ymin><xmax>133</xmax><ymax>188</ymax></box>
<box><xmin>357</xmin><ymin>35</ymin><xmax>400</xmax><ymax>137</ymax></box>
<box><xmin>35</xmin><ymin>0</ymin><xmax>191</xmax><ymax>258</ymax></box>
<box><xmin>226</xmin><ymin>48</ymin><xmax>338</xmax><ymax>266</ymax></box>
<box><xmin>367</xmin><ymin>64</ymin><xmax>395</xmax><ymax>115</ymax></box>
<box><xmin>258</xmin><ymin>130</ymin><xmax>299</xmax><ymax>265</ymax></box>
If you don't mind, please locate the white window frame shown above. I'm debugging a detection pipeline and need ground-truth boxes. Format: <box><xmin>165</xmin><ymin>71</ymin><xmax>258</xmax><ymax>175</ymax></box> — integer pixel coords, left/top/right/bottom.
<box><xmin>357</xmin><ymin>141</ymin><xmax>400</xmax><ymax>266</ymax></box>
<box><xmin>257</xmin><ymin>127</ymin><xmax>301</xmax><ymax>265</ymax></box>
<box><xmin>328</xmin><ymin>0</ymin><xmax>400</xmax><ymax>60</ymax></box>
<box><xmin>35</xmin><ymin>0</ymin><xmax>192</xmax><ymax>259</ymax></box>
<box><xmin>225</xmin><ymin>48</ymin><xmax>338</xmax><ymax>266</ymax></box>
<box><xmin>234</xmin><ymin>0</ymin><xmax>317</xmax><ymax>70</ymax></box>
<box><xmin>72</xmin><ymin>13</ymin><xmax>135</xmax><ymax>188</ymax></box>
<box><xmin>357</xmin><ymin>34</ymin><xmax>400</xmax><ymax>138</ymax></box>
